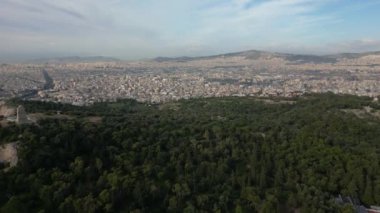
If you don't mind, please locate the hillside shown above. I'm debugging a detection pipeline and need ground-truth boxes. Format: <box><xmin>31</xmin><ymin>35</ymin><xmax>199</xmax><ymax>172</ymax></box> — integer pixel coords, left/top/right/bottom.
<box><xmin>1</xmin><ymin>94</ymin><xmax>380</xmax><ymax>212</ymax></box>
<box><xmin>154</xmin><ymin>49</ymin><xmax>380</xmax><ymax>64</ymax></box>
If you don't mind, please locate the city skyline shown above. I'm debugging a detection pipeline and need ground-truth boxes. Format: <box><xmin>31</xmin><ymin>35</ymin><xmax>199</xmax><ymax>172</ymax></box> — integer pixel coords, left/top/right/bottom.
<box><xmin>1</xmin><ymin>0</ymin><xmax>380</xmax><ymax>61</ymax></box>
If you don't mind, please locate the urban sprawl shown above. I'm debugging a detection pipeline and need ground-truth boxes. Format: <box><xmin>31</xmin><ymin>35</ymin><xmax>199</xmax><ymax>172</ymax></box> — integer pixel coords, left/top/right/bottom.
<box><xmin>1</xmin><ymin>52</ymin><xmax>380</xmax><ymax>105</ymax></box>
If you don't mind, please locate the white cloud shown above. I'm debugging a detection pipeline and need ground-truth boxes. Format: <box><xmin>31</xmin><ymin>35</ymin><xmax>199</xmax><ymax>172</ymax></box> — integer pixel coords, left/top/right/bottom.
<box><xmin>0</xmin><ymin>0</ymin><xmax>379</xmax><ymax>60</ymax></box>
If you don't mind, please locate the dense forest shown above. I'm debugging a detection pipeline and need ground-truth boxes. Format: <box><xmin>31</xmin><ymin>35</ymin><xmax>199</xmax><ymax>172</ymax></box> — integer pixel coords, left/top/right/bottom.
<box><xmin>1</xmin><ymin>93</ymin><xmax>380</xmax><ymax>212</ymax></box>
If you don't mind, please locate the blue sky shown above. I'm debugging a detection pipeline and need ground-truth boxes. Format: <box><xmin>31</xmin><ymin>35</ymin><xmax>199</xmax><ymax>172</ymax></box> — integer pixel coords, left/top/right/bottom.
<box><xmin>1</xmin><ymin>0</ymin><xmax>380</xmax><ymax>60</ymax></box>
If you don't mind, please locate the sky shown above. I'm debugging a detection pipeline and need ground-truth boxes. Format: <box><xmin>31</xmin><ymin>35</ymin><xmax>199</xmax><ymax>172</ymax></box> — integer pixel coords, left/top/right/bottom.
<box><xmin>1</xmin><ymin>0</ymin><xmax>380</xmax><ymax>61</ymax></box>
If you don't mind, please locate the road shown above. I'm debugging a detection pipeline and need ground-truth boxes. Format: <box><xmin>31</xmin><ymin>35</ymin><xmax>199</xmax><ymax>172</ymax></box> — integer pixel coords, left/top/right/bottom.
<box><xmin>42</xmin><ymin>69</ymin><xmax>54</xmax><ymax>90</ymax></box>
<box><xmin>20</xmin><ymin>69</ymin><xmax>54</xmax><ymax>99</ymax></box>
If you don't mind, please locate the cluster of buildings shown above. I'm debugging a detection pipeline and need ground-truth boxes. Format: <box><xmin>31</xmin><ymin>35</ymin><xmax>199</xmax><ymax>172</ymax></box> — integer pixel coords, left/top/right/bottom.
<box><xmin>1</xmin><ymin>53</ymin><xmax>380</xmax><ymax>105</ymax></box>
<box><xmin>46</xmin><ymin>73</ymin><xmax>380</xmax><ymax>105</ymax></box>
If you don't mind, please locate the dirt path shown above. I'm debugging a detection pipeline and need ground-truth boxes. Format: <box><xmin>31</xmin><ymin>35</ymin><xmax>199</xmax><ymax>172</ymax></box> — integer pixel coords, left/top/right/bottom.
<box><xmin>0</xmin><ymin>142</ymin><xmax>18</xmax><ymax>170</ymax></box>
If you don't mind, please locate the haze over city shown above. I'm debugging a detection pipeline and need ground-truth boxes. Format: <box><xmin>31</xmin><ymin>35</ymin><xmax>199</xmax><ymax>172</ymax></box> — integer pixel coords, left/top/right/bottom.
<box><xmin>1</xmin><ymin>0</ymin><xmax>380</xmax><ymax>61</ymax></box>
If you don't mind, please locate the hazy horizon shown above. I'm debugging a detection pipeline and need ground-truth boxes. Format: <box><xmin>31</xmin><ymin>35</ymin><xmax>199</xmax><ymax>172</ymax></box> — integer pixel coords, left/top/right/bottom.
<box><xmin>1</xmin><ymin>0</ymin><xmax>380</xmax><ymax>61</ymax></box>
<box><xmin>3</xmin><ymin>48</ymin><xmax>380</xmax><ymax>64</ymax></box>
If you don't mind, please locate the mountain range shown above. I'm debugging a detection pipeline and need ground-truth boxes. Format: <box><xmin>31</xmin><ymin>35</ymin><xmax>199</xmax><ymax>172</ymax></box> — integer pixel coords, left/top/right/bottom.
<box><xmin>154</xmin><ymin>50</ymin><xmax>380</xmax><ymax>64</ymax></box>
<box><xmin>12</xmin><ymin>50</ymin><xmax>380</xmax><ymax>64</ymax></box>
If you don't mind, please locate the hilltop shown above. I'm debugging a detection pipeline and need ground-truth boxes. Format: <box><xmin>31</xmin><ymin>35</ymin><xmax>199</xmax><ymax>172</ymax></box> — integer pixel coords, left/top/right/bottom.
<box><xmin>154</xmin><ymin>49</ymin><xmax>380</xmax><ymax>64</ymax></box>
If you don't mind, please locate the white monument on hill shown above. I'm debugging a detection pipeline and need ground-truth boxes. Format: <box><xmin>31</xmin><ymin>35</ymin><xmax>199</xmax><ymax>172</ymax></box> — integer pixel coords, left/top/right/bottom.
<box><xmin>16</xmin><ymin>105</ymin><xmax>29</xmax><ymax>124</ymax></box>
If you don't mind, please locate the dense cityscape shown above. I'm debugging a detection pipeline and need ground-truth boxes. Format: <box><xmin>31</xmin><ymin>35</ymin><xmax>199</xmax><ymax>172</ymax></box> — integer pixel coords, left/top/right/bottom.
<box><xmin>1</xmin><ymin>50</ymin><xmax>380</xmax><ymax>105</ymax></box>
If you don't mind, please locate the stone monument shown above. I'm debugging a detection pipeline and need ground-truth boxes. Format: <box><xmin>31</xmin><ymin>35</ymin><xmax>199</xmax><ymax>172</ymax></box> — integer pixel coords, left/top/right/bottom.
<box><xmin>16</xmin><ymin>105</ymin><xmax>29</xmax><ymax>124</ymax></box>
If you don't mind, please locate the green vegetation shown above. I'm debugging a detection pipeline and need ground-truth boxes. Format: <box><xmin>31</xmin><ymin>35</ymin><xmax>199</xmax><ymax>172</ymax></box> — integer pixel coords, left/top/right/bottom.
<box><xmin>1</xmin><ymin>93</ymin><xmax>380</xmax><ymax>212</ymax></box>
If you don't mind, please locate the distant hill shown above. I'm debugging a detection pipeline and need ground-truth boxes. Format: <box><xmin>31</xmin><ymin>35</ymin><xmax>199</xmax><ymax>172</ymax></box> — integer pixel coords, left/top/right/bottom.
<box><xmin>326</xmin><ymin>51</ymin><xmax>380</xmax><ymax>59</ymax></box>
<box><xmin>28</xmin><ymin>56</ymin><xmax>120</xmax><ymax>64</ymax></box>
<box><xmin>153</xmin><ymin>50</ymin><xmax>380</xmax><ymax>64</ymax></box>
